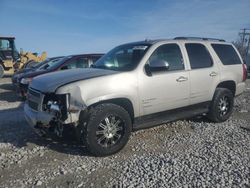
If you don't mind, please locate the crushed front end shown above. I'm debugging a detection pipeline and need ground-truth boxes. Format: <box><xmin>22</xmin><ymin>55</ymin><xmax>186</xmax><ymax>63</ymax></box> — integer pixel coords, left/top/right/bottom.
<box><xmin>24</xmin><ymin>87</ymin><xmax>85</xmax><ymax>137</ymax></box>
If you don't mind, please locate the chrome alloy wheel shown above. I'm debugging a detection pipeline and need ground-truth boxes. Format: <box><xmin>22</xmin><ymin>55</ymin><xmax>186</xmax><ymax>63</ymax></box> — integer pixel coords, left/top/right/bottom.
<box><xmin>96</xmin><ymin>115</ymin><xmax>124</xmax><ymax>147</ymax></box>
<box><xmin>218</xmin><ymin>96</ymin><xmax>230</xmax><ymax>117</ymax></box>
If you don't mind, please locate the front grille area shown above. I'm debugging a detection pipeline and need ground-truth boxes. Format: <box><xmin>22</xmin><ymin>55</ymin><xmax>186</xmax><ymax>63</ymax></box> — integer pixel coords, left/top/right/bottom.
<box><xmin>27</xmin><ymin>88</ymin><xmax>43</xmax><ymax>111</ymax></box>
<box><xmin>28</xmin><ymin>88</ymin><xmax>41</xmax><ymax>98</ymax></box>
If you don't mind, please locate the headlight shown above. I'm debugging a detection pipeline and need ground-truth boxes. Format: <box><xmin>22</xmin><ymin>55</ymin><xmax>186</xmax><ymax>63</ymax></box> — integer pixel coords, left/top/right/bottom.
<box><xmin>20</xmin><ymin>77</ymin><xmax>32</xmax><ymax>85</ymax></box>
<box><xmin>47</xmin><ymin>101</ymin><xmax>60</xmax><ymax>113</ymax></box>
<box><xmin>43</xmin><ymin>93</ymin><xmax>70</xmax><ymax>120</ymax></box>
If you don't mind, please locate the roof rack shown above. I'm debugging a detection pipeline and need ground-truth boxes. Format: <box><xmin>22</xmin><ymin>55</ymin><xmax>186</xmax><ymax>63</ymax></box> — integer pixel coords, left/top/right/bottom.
<box><xmin>174</xmin><ymin>37</ymin><xmax>225</xmax><ymax>42</ymax></box>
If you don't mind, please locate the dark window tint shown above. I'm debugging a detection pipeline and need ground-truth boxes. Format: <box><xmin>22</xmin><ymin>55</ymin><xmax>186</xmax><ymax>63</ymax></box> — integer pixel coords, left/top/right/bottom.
<box><xmin>149</xmin><ymin>44</ymin><xmax>184</xmax><ymax>71</ymax></box>
<box><xmin>186</xmin><ymin>43</ymin><xmax>213</xmax><ymax>69</ymax></box>
<box><xmin>62</xmin><ymin>58</ymin><xmax>89</xmax><ymax>69</ymax></box>
<box><xmin>211</xmin><ymin>44</ymin><xmax>242</xmax><ymax>65</ymax></box>
<box><xmin>92</xmin><ymin>56</ymin><xmax>102</xmax><ymax>63</ymax></box>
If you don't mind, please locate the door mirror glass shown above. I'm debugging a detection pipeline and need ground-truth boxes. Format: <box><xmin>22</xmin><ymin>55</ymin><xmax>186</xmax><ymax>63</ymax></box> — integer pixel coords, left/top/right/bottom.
<box><xmin>149</xmin><ymin>59</ymin><xmax>169</xmax><ymax>72</ymax></box>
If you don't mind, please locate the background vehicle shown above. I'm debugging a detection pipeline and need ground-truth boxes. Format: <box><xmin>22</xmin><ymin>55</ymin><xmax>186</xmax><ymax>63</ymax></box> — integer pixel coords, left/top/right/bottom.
<box><xmin>0</xmin><ymin>37</ymin><xmax>19</xmax><ymax>78</ymax></box>
<box><xmin>12</xmin><ymin>56</ymin><xmax>63</xmax><ymax>88</ymax></box>
<box><xmin>24</xmin><ymin>37</ymin><xmax>246</xmax><ymax>156</ymax></box>
<box><xmin>18</xmin><ymin>54</ymin><xmax>103</xmax><ymax>97</ymax></box>
<box><xmin>0</xmin><ymin>36</ymin><xmax>47</xmax><ymax>78</ymax></box>
<box><xmin>15</xmin><ymin>49</ymin><xmax>47</xmax><ymax>70</ymax></box>
<box><xmin>248</xmin><ymin>65</ymin><xmax>250</xmax><ymax>78</ymax></box>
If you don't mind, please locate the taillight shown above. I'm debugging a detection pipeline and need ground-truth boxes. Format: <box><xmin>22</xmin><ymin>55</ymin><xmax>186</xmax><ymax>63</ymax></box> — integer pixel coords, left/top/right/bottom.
<box><xmin>243</xmin><ymin>64</ymin><xmax>247</xmax><ymax>81</ymax></box>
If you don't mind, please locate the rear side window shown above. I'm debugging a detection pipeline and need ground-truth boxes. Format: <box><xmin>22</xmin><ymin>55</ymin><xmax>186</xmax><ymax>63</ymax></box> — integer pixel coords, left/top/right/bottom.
<box><xmin>185</xmin><ymin>43</ymin><xmax>213</xmax><ymax>69</ymax></box>
<box><xmin>211</xmin><ymin>44</ymin><xmax>242</xmax><ymax>65</ymax></box>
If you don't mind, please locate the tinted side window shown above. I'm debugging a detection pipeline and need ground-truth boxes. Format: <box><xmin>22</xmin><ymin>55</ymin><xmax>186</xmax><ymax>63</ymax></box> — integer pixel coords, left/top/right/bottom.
<box><xmin>149</xmin><ymin>43</ymin><xmax>184</xmax><ymax>71</ymax></box>
<box><xmin>92</xmin><ymin>56</ymin><xmax>101</xmax><ymax>63</ymax></box>
<box><xmin>61</xmin><ymin>58</ymin><xmax>89</xmax><ymax>70</ymax></box>
<box><xmin>186</xmin><ymin>43</ymin><xmax>213</xmax><ymax>69</ymax></box>
<box><xmin>211</xmin><ymin>44</ymin><xmax>242</xmax><ymax>65</ymax></box>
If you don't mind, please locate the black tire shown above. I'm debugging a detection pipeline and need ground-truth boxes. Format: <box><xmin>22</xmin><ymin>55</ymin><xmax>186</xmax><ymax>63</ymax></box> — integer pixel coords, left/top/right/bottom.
<box><xmin>0</xmin><ymin>64</ymin><xmax>4</xmax><ymax>78</ymax></box>
<box><xmin>207</xmin><ymin>88</ymin><xmax>234</xmax><ymax>122</ymax></box>
<box><xmin>81</xmin><ymin>103</ymin><xmax>132</xmax><ymax>156</ymax></box>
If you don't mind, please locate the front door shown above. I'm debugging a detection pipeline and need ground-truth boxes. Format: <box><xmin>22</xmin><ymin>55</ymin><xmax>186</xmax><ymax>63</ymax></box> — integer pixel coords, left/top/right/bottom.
<box><xmin>139</xmin><ymin>43</ymin><xmax>190</xmax><ymax>116</ymax></box>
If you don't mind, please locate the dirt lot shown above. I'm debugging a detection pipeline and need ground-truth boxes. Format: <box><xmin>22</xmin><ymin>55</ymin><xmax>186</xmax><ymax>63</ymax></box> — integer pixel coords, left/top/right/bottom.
<box><xmin>0</xmin><ymin>77</ymin><xmax>250</xmax><ymax>187</ymax></box>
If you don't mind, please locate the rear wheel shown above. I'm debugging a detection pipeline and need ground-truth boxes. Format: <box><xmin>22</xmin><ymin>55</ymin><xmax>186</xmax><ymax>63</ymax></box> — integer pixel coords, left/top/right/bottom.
<box><xmin>81</xmin><ymin>103</ymin><xmax>132</xmax><ymax>156</ymax></box>
<box><xmin>207</xmin><ymin>88</ymin><xmax>234</xmax><ymax>122</ymax></box>
<box><xmin>0</xmin><ymin>64</ymin><xmax>4</xmax><ymax>78</ymax></box>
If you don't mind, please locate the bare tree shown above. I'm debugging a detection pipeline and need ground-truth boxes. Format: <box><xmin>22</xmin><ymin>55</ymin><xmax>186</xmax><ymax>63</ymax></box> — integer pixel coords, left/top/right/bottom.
<box><xmin>233</xmin><ymin>29</ymin><xmax>250</xmax><ymax>63</ymax></box>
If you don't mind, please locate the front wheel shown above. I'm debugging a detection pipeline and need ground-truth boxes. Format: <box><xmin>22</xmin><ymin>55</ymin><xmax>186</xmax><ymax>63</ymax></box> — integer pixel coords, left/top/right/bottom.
<box><xmin>207</xmin><ymin>88</ymin><xmax>234</xmax><ymax>122</ymax></box>
<box><xmin>81</xmin><ymin>103</ymin><xmax>132</xmax><ymax>156</ymax></box>
<box><xmin>0</xmin><ymin>64</ymin><xmax>4</xmax><ymax>78</ymax></box>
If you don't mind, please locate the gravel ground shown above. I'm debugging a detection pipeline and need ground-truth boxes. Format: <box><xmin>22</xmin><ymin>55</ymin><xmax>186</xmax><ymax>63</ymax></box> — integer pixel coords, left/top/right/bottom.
<box><xmin>0</xmin><ymin>77</ymin><xmax>249</xmax><ymax>187</ymax></box>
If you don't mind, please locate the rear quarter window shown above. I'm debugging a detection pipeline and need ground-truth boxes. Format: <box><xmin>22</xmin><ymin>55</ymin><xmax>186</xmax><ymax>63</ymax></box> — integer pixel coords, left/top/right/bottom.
<box><xmin>211</xmin><ymin>44</ymin><xmax>242</xmax><ymax>65</ymax></box>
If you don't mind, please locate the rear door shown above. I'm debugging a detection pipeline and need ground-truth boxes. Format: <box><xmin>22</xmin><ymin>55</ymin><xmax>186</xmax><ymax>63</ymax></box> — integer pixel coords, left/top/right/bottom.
<box><xmin>184</xmin><ymin>43</ymin><xmax>220</xmax><ymax>104</ymax></box>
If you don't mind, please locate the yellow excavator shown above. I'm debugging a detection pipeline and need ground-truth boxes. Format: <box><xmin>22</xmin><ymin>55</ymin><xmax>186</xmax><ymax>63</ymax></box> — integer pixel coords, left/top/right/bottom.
<box><xmin>0</xmin><ymin>36</ymin><xmax>47</xmax><ymax>78</ymax></box>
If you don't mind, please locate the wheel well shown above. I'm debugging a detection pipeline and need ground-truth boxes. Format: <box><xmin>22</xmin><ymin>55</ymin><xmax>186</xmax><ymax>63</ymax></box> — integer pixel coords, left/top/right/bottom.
<box><xmin>89</xmin><ymin>98</ymin><xmax>135</xmax><ymax>122</ymax></box>
<box><xmin>216</xmin><ymin>81</ymin><xmax>236</xmax><ymax>96</ymax></box>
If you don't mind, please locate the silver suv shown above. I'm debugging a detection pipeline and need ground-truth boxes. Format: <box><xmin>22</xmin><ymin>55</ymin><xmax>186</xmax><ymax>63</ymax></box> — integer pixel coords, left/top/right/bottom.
<box><xmin>24</xmin><ymin>37</ymin><xmax>247</xmax><ymax>156</ymax></box>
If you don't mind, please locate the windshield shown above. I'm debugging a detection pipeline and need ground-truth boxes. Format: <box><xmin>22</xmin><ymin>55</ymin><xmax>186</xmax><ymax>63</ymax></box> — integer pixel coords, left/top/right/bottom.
<box><xmin>93</xmin><ymin>43</ymin><xmax>151</xmax><ymax>71</ymax></box>
<box><xmin>31</xmin><ymin>59</ymin><xmax>49</xmax><ymax>69</ymax></box>
<box><xmin>38</xmin><ymin>56</ymin><xmax>69</xmax><ymax>70</ymax></box>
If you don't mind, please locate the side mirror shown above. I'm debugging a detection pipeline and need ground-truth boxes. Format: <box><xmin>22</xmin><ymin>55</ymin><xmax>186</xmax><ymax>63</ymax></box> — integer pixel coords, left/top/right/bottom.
<box><xmin>144</xmin><ymin>60</ymin><xmax>169</xmax><ymax>76</ymax></box>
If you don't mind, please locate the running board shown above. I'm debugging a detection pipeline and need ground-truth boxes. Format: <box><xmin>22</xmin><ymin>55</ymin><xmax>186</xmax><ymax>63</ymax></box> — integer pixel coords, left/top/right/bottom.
<box><xmin>133</xmin><ymin>102</ymin><xmax>210</xmax><ymax>130</ymax></box>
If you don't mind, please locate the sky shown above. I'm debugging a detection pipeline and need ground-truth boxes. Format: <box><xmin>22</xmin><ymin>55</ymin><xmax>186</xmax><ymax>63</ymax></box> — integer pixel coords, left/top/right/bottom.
<box><xmin>0</xmin><ymin>0</ymin><xmax>250</xmax><ymax>57</ymax></box>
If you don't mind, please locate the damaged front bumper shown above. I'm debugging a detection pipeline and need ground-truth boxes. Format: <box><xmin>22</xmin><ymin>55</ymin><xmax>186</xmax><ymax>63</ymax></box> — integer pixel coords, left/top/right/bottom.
<box><xmin>24</xmin><ymin>86</ymin><xmax>88</xmax><ymax>137</ymax></box>
<box><xmin>24</xmin><ymin>96</ymin><xmax>86</xmax><ymax>137</ymax></box>
<box><xmin>24</xmin><ymin>102</ymin><xmax>84</xmax><ymax>137</ymax></box>
<box><xmin>24</xmin><ymin>102</ymin><xmax>54</xmax><ymax>128</ymax></box>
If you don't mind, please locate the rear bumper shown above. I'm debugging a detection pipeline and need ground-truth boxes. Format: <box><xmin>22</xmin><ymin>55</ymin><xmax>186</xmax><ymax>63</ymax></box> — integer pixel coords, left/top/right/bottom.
<box><xmin>235</xmin><ymin>82</ymin><xmax>246</xmax><ymax>96</ymax></box>
<box><xmin>24</xmin><ymin>102</ymin><xmax>54</xmax><ymax>128</ymax></box>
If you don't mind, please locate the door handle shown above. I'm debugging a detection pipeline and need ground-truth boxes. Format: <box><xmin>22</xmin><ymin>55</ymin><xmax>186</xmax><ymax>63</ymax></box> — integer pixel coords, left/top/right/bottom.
<box><xmin>209</xmin><ymin>72</ymin><xmax>218</xmax><ymax>77</ymax></box>
<box><xmin>176</xmin><ymin>76</ymin><xmax>188</xmax><ymax>82</ymax></box>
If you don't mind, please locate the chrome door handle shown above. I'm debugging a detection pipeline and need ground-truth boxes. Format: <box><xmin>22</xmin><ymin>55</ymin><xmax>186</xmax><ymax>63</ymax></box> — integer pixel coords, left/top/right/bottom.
<box><xmin>176</xmin><ymin>76</ymin><xmax>188</xmax><ymax>82</ymax></box>
<box><xmin>209</xmin><ymin>72</ymin><xmax>218</xmax><ymax>77</ymax></box>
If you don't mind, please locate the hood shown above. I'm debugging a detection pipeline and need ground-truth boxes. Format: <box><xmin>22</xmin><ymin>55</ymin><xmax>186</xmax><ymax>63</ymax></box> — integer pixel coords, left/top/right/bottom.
<box><xmin>20</xmin><ymin>69</ymin><xmax>49</xmax><ymax>79</ymax></box>
<box><xmin>15</xmin><ymin>68</ymin><xmax>33</xmax><ymax>74</ymax></box>
<box><xmin>30</xmin><ymin>68</ymin><xmax>118</xmax><ymax>93</ymax></box>
<box><xmin>13</xmin><ymin>69</ymin><xmax>45</xmax><ymax>83</ymax></box>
